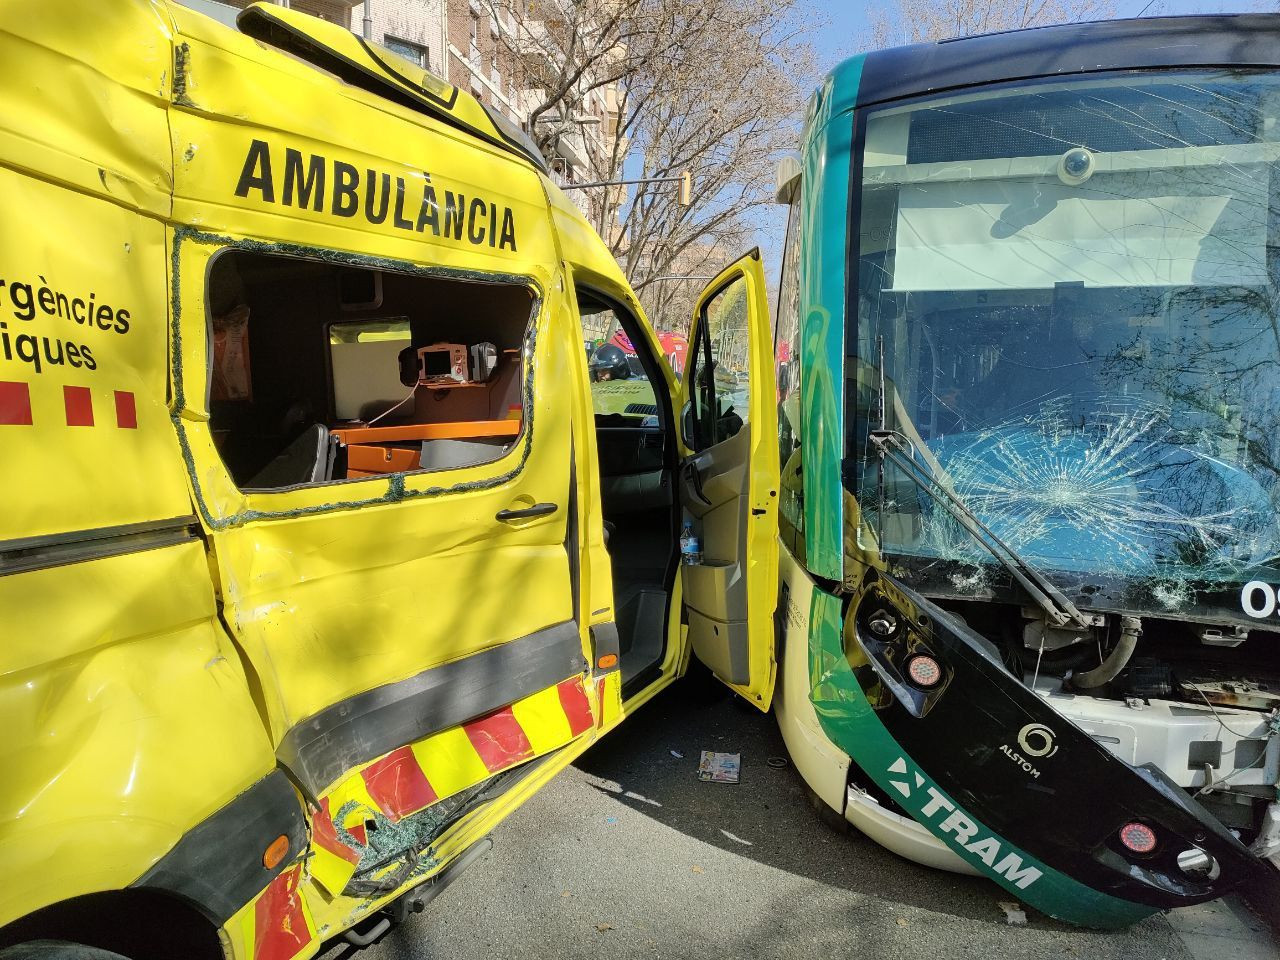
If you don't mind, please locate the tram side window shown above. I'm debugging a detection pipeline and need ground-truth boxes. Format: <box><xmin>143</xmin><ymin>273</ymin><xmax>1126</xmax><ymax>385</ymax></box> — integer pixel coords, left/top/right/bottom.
<box><xmin>687</xmin><ymin>276</ymin><xmax>751</xmax><ymax>451</ymax></box>
<box><xmin>206</xmin><ymin>250</ymin><xmax>532</xmax><ymax>490</ymax></box>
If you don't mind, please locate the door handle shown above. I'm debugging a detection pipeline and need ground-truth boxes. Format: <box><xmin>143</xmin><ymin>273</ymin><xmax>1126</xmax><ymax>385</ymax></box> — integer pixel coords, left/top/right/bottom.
<box><xmin>496</xmin><ymin>502</ymin><xmax>559</xmax><ymax>521</ymax></box>
<box><xmin>681</xmin><ymin>459</ymin><xmax>712</xmax><ymax>507</ymax></box>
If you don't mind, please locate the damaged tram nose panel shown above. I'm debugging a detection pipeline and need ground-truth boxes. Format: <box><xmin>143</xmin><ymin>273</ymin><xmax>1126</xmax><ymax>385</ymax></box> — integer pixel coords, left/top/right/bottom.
<box><xmin>836</xmin><ymin>572</ymin><xmax>1266</xmax><ymax>920</ymax></box>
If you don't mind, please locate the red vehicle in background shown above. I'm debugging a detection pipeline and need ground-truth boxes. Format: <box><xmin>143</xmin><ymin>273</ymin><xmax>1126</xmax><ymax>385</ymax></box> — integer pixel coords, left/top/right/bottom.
<box><xmin>609</xmin><ymin>329</ymin><xmax>689</xmax><ymax>376</ymax></box>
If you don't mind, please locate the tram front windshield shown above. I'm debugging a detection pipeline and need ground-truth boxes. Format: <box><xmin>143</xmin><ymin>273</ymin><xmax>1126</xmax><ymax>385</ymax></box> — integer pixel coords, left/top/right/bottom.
<box><xmin>851</xmin><ymin>70</ymin><xmax>1280</xmax><ymax>594</ymax></box>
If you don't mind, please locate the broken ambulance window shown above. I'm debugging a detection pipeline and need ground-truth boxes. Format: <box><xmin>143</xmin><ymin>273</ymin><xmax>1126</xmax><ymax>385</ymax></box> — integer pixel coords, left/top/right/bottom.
<box><xmin>206</xmin><ymin>250</ymin><xmax>531</xmax><ymax>490</ymax></box>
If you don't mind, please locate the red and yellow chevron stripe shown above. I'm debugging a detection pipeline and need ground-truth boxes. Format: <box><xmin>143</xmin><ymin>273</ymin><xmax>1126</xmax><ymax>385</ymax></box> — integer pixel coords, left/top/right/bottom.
<box><xmin>308</xmin><ymin>671</ymin><xmax>617</xmax><ymax>896</ymax></box>
<box><xmin>595</xmin><ymin>671</ymin><xmax>622</xmax><ymax>730</ymax></box>
<box><xmin>221</xmin><ymin>670</ymin><xmax>624</xmax><ymax>960</ymax></box>
<box><xmin>223</xmin><ymin>863</ymin><xmax>316</xmax><ymax>960</ymax></box>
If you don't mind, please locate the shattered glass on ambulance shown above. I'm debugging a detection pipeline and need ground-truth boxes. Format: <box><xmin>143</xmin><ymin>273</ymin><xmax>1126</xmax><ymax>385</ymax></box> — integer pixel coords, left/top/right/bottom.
<box><xmin>849</xmin><ymin>70</ymin><xmax>1280</xmax><ymax>618</ymax></box>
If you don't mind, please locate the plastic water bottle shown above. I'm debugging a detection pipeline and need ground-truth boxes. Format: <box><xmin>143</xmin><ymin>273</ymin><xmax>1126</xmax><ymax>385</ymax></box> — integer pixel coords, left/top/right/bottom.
<box><xmin>680</xmin><ymin>521</ymin><xmax>702</xmax><ymax>566</ymax></box>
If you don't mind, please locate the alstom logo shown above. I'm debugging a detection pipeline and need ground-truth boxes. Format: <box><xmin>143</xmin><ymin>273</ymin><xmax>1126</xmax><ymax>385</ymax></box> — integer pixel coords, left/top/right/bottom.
<box><xmin>886</xmin><ymin>757</ymin><xmax>1043</xmax><ymax>890</ymax></box>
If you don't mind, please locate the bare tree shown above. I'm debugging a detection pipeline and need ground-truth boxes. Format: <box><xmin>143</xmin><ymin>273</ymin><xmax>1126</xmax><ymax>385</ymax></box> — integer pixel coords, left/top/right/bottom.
<box><xmin>610</xmin><ymin>43</ymin><xmax>794</xmax><ymax>330</ymax></box>
<box><xmin>602</xmin><ymin>0</ymin><xmax>814</xmax><ymax>331</ymax></box>
<box><xmin>481</xmin><ymin>0</ymin><xmax>816</xmax><ymax>334</ymax></box>
<box><xmin>478</xmin><ymin>0</ymin><xmax>698</xmax><ymax>159</ymax></box>
<box><xmin>867</xmin><ymin>0</ymin><xmax>1116</xmax><ymax>48</ymax></box>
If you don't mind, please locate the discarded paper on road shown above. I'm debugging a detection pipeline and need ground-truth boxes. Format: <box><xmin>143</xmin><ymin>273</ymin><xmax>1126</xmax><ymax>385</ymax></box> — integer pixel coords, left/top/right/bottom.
<box><xmin>698</xmin><ymin>751</ymin><xmax>741</xmax><ymax>783</ymax></box>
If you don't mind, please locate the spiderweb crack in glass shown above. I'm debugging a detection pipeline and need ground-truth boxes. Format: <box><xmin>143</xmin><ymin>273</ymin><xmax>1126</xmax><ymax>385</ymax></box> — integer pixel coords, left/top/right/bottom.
<box><xmin>917</xmin><ymin>399</ymin><xmax>1276</xmax><ymax>580</ymax></box>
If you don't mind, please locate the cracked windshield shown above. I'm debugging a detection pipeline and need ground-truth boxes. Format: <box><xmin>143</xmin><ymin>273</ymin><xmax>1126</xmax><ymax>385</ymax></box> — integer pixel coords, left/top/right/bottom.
<box><xmin>851</xmin><ymin>70</ymin><xmax>1280</xmax><ymax>602</ymax></box>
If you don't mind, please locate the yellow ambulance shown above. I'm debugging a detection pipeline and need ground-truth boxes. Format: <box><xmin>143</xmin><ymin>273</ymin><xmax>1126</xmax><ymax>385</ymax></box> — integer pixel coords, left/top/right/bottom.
<box><xmin>0</xmin><ymin>4</ymin><xmax>778</xmax><ymax>958</ymax></box>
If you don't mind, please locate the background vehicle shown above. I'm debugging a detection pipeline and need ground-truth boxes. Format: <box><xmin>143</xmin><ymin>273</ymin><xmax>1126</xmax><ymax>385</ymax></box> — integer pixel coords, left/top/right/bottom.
<box><xmin>761</xmin><ymin>14</ymin><xmax>1280</xmax><ymax>929</ymax></box>
<box><xmin>0</xmin><ymin>4</ymin><xmax>776</xmax><ymax>959</ymax></box>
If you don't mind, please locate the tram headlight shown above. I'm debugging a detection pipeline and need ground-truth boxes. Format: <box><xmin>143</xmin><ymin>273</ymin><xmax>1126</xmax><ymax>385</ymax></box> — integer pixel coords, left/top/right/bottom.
<box><xmin>906</xmin><ymin>654</ymin><xmax>944</xmax><ymax>689</ymax></box>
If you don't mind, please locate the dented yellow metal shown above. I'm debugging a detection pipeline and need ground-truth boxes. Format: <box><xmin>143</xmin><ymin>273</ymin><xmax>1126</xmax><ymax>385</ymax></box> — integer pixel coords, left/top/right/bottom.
<box><xmin>0</xmin><ymin>3</ymin><xmax>777</xmax><ymax>958</ymax></box>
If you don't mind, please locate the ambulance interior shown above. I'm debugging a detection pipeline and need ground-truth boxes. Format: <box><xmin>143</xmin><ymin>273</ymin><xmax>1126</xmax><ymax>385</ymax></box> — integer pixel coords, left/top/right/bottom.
<box><xmin>205</xmin><ymin>252</ymin><xmax>531</xmax><ymax>489</ymax></box>
<box><xmin>577</xmin><ymin>289</ymin><xmax>681</xmax><ymax>688</ymax></box>
<box><xmin>202</xmin><ymin>255</ymin><xmax>680</xmax><ymax>686</ymax></box>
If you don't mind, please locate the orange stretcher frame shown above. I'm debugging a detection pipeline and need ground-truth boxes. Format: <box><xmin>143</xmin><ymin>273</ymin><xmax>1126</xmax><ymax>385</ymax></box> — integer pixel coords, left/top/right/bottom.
<box><xmin>331</xmin><ymin>419</ymin><xmax>521</xmax><ymax>445</ymax></box>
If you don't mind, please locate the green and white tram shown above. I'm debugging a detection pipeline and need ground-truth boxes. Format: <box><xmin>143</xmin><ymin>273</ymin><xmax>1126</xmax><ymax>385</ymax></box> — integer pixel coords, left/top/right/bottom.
<box><xmin>743</xmin><ymin>13</ymin><xmax>1280</xmax><ymax>928</ymax></box>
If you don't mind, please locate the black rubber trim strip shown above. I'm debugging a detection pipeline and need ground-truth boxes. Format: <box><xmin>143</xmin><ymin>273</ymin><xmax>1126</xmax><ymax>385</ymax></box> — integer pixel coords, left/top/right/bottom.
<box><xmin>234</xmin><ymin>6</ymin><xmax>546</xmax><ymax>173</ymax></box>
<box><xmin>132</xmin><ymin>769</ymin><xmax>306</xmax><ymax>926</ymax></box>
<box><xmin>566</xmin><ymin>439</ymin><xmax>580</xmax><ymax>623</ymax></box>
<box><xmin>277</xmin><ymin>620</ymin><xmax>588</xmax><ymax>796</ymax></box>
<box><xmin>0</xmin><ymin>516</ymin><xmax>199</xmax><ymax>578</ymax></box>
<box><xmin>856</xmin><ymin>14</ymin><xmax>1280</xmax><ymax>110</ymax></box>
<box><xmin>236</xmin><ymin>6</ymin><xmax>458</xmax><ymax>109</ymax></box>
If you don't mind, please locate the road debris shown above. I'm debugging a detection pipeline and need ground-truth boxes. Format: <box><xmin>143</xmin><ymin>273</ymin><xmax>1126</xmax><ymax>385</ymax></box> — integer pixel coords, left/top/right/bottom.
<box><xmin>766</xmin><ymin>756</ymin><xmax>789</xmax><ymax>768</ymax></box>
<box><xmin>998</xmin><ymin>901</ymin><xmax>1028</xmax><ymax>926</ymax></box>
<box><xmin>670</xmin><ymin>750</ymin><xmax>684</xmax><ymax>759</ymax></box>
<box><xmin>596</xmin><ymin>923</ymin><xmax>613</xmax><ymax>933</ymax></box>
<box><xmin>698</xmin><ymin>751</ymin><xmax>741</xmax><ymax>783</ymax></box>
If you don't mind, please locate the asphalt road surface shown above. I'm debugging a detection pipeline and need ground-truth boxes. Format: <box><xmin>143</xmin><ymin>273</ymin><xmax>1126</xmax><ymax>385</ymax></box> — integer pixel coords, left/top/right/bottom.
<box><xmin>319</xmin><ymin>674</ymin><xmax>1274</xmax><ymax>960</ymax></box>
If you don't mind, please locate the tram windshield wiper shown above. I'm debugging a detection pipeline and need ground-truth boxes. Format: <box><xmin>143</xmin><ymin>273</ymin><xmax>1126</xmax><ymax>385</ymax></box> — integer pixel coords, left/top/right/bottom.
<box><xmin>869</xmin><ymin>337</ymin><xmax>1091</xmax><ymax>631</ymax></box>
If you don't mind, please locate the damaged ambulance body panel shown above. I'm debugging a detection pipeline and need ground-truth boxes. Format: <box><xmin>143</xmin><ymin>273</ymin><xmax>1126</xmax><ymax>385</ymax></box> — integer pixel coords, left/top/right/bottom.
<box><xmin>772</xmin><ymin>14</ymin><xmax>1280</xmax><ymax>927</ymax></box>
<box><xmin>1</xmin><ymin>2</ymin><xmax>768</xmax><ymax>957</ymax></box>
<box><xmin>0</xmin><ymin>1</ymin><xmax>284</xmax><ymax>939</ymax></box>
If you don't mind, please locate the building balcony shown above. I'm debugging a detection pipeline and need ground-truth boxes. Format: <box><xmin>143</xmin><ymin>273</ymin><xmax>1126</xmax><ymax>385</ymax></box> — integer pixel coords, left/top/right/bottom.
<box><xmin>513</xmin><ymin>18</ymin><xmax>564</xmax><ymax>71</ymax></box>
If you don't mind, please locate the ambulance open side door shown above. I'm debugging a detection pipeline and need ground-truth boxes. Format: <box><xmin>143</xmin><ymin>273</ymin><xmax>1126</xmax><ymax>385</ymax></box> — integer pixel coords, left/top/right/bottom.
<box><xmin>677</xmin><ymin>250</ymin><xmax>780</xmax><ymax>710</ymax></box>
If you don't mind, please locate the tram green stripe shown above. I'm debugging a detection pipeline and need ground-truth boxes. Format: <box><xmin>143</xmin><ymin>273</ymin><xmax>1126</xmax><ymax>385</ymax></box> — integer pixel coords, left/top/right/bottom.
<box><xmin>798</xmin><ymin>56</ymin><xmax>864</xmax><ymax>582</ymax></box>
